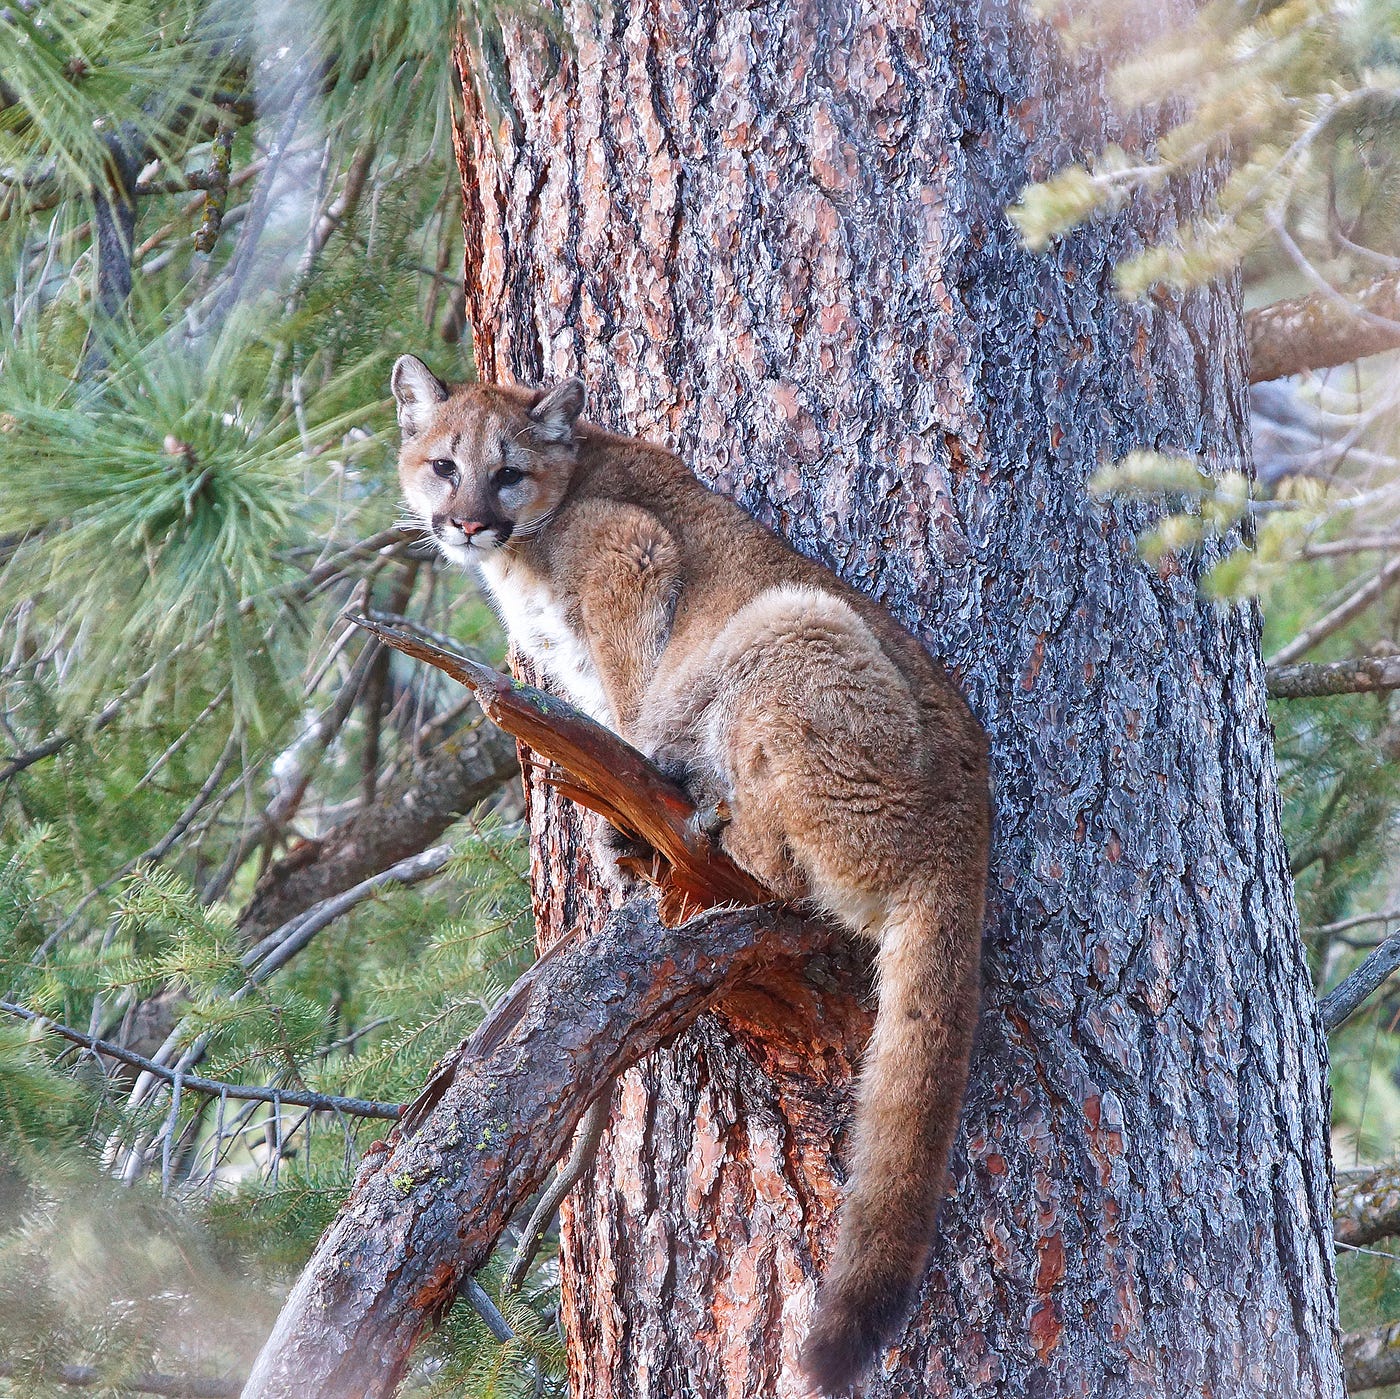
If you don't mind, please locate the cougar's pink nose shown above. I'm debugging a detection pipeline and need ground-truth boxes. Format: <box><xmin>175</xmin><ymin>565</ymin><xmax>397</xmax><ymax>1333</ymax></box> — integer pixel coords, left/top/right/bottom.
<box><xmin>451</xmin><ymin>518</ymin><xmax>487</xmax><ymax>538</ymax></box>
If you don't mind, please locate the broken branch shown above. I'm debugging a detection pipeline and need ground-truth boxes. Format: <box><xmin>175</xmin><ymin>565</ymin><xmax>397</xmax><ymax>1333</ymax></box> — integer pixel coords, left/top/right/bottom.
<box><xmin>344</xmin><ymin>612</ymin><xmax>771</xmax><ymax>922</ymax></box>
<box><xmin>241</xmin><ymin>899</ymin><xmax>826</xmax><ymax>1399</ymax></box>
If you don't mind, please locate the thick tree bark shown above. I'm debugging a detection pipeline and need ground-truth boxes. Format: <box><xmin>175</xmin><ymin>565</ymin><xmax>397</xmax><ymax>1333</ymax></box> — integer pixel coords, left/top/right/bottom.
<box><xmin>453</xmin><ymin>0</ymin><xmax>1341</xmax><ymax>1396</ymax></box>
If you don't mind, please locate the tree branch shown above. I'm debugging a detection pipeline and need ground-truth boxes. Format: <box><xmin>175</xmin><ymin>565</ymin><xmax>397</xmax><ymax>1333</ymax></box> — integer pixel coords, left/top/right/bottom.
<box><xmin>0</xmin><ymin>1361</ymin><xmax>240</xmax><ymax>1398</ymax></box>
<box><xmin>503</xmin><ymin>1078</ymin><xmax>613</xmax><ymax>1293</ymax></box>
<box><xmin>238</xmin><ymin>613</ymin><xmax>815</xmax><ymax>1394</ymax></box>
<box><xmin>1318</xmin><ymin>927</ymin><xmax>1400</xmax><ymax>1030</ymax></box>
<box><xmin>1266</xmin><ymin>653</ymin><xmax>1400</xmax><ymax>699</ymax></box>
<box><xmin>1247</xmin><ymin>268</ymin><xmax>1400</xmax><ymax>384</ymax></box>
<box><xmin>236</xmin><ymin>703</ymin><xmax>518</xmax><ymax>944</ymax></box>
<box><xmin>1343</xmin><ymin>1317</ymin><xmax>1400</xmax><ymax>1393</ymax></box>
<box><xmin>1305</xmin><ymin>907</ymin><xmax>1400</xmax><ymax>940</ymax></box>
<box><xmin>241</xmin><ymin>899</ymin><xmax>830</xmax><ymax>1399</ymax></box>
<box><xmin>1336</xmin><ymin>1166</ymin><xmax>1400</xmax><ymax>1248</ymax></box>
<box><xmin>343</xmin><ymin>613</ymin><xmax>769</xmax><ymax>922</ymax></box>
<box><xmin>0</xmin><ymin>999</ymin><xmax>401</xmax><ymax>1121</ymax></box>
<box><xmin>1266</xmin><ymin>554</ymin><xmax>1400</xmax><ymax>668</ymax></box>
<box><xmin>116</xmin><ymin>844</ymin><xmax>460</xmax><ymax>1126</ymax></box>
<box><xmin>0</xmin><ymin>533</ymin><xmax>414</xmax><ymax>791</ymax></box>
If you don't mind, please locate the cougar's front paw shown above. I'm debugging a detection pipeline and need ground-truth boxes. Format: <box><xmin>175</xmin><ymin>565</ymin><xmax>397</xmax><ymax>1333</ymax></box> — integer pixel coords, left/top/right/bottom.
<box><xmin>648</xmin><ymin>746</ymin><xmax>733</xmax><ymax>846</ymax></box>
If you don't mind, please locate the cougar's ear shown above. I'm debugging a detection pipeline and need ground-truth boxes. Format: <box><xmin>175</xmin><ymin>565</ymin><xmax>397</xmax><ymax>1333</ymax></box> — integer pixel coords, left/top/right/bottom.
<box><xmin>391</xmin><ymin>355</ymin><xmax>449</xmax><ymax>437</ymax></box>
<box><xmin>528</xmin><ymin>377</ymin><xmax>586</xmax><ymax>445</ymax></box>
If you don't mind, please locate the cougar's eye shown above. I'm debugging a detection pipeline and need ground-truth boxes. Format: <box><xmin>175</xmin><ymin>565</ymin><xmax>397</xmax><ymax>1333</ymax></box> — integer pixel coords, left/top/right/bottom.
<box><xmin>493</xmin><ymin>466</ymin><xmax>525</xmax><ymax>489</ymax></box>
<box><xmin>430</xmin><ymin>459</ymin><xmax>457</xmax><ymax>481</ymax></box>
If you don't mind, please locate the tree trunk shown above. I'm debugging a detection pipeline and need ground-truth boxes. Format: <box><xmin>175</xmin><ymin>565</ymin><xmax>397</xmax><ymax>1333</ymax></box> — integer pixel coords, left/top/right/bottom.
<box><xmin>452</xmin><ymin>0</ymin><xmax>1343</xmax><ymax>1394</ymax></box>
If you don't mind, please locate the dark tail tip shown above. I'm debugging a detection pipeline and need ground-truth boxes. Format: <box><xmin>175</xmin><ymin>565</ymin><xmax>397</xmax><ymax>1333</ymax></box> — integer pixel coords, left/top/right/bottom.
<box><xmin>800</xmin><ymin>1318</ymin><xmax>869</xmax><ymax>1395</ymax></box>
<box><xmin>800</xmin><ymin>1282</ymin><xmax>912</xmax><ymax>1395</ymax></box>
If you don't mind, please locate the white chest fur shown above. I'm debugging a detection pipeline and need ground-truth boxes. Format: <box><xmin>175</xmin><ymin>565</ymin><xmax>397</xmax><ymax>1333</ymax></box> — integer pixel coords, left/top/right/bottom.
<box><xmin>476</xmin><ymin>557</ymin><xmax>614</xmax><ymax>726</ymax></box>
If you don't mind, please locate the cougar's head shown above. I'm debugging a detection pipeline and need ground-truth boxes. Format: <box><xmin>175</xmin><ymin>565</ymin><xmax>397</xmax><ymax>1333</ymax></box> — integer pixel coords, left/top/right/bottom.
<box><xmin>392</xmin><ymin>355</ymin><xmax>586</xmax><ymax>566</ymax></box>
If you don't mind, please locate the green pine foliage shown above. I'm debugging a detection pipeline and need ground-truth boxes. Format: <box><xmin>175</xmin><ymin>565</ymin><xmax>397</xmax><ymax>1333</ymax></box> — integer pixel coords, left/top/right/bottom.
<box><xmin>0</xmin><ymin>1</ymin><xmax>563</xmax><ymax>1394</ymax></box>
<box><xmin>1012</xmin><ymin>0</ymin><xmax>1400</xmax><ymax>284</ymax></box>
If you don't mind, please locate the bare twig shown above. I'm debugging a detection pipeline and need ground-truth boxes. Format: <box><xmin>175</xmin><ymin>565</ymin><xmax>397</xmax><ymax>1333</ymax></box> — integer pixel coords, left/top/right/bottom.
<box><xmin>236</xmin><ymin>696</ymin><xmax>517</xmax><ymax>944</ymax></box>
<box><xmin>36</xmin><ymin>730</ymin><xmax>242</xmax><ymax>957</ymax></box>
<box><xmin>242</xmin><ymin>843</ymin><xmax>454</xmax><ymax>978</ymax></box>
<box><xmin>504</xmin><ymin>1080</ymin><xmax>614</xmax><ymax>1292</ymax></box>
<box><xmin>1302</xmin><ymin>534</ymin><xmax>1400</xmax><ymax>559</ymax></box>
<box><xmin>0</xmin><ymin>999</ymin><xmax>402</xmax><ymax>1121</ymax></box>
<box><xmin>1266</xmin><ymin>554</ymin><xmax>1400</xmax><ymax>667</ymax></box>
<box><xmin>0</xmin><ymin>688</ymin><xmax>125</xmax><ymax>784</ymax></box>
<box><xmin>0</xmin><ymin>533</ymin><xmax>414</xmax><ymax>790</ymax></box>
<box><xmin>1304</xmin><ymin>908</ymin><xmax>1400</xmax><ymax>939</ymax></box>
<box><xmin>118</xmin><ymin>842</ymin><xmax>458</xmax><ymax>1135</ymax></box>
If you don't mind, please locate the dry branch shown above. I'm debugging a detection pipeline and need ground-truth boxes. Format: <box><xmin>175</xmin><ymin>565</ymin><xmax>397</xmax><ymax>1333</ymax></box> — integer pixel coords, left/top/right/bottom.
<box><xmin>344</xmin><ymin>612</ymin><xmax>770</xmax><ymax>922</ymax></box>
<box><xmin>241</xmin><ymin>899</ymin><xmax>824</xmax><ymax>1398</ymax></box>
<box><xmin>1266</xmin><ymin>555</ymin><xmax>1400</xmax><ymax>668</ymax></box>
<box><xmin>238</xmin><ymin>696</ymin><xmax>518</xmax><ymax>943</ymax></box>
<box><xmin>1306</xmin><ymin>908</ymin><xmax>1400</xmax><ymax>940</ymax></box>
<box><xmin>1246</xmin><ymin>270</ymin><xmax>1400</xmax><ymax>384</ymax></box>
<box><xmin>1319</xmin><ymin>927</ymin><xmax>1400</xmax><ymax>1030</ymax></box>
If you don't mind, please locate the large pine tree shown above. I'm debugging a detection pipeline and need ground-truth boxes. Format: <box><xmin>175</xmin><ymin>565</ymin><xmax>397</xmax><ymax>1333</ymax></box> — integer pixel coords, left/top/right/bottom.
<box><xmin>243</xmin><ymin>0</ymin><xmax>1347</xmax><ymax>1394</ymax></box>
<box><xmin>444</xmin><ymin>0</ymin><xmax>1344</xmax><ymax>1388</ymax></box>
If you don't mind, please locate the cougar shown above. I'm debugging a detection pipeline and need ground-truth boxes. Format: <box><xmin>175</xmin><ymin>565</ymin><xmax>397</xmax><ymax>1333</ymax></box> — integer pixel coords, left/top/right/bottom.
<box><xmin>393</xmin><ymin>356</ymin><xmax>990</xmax><ymax>1394</ymax></box>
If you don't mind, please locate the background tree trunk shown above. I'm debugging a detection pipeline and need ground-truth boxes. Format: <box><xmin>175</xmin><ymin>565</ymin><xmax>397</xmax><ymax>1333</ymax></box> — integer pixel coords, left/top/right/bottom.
<box><xmin>452</xmin><ymin>0</ymin><xmax>1343</xmax><ymax>1393</ymax></box>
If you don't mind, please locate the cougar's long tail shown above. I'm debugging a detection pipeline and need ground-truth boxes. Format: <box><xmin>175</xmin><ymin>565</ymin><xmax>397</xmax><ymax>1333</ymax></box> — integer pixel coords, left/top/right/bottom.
<box><xmin>801</xmin><ymin>884</ymin><xmax>982</xmax><ymax>1395</ymax></box>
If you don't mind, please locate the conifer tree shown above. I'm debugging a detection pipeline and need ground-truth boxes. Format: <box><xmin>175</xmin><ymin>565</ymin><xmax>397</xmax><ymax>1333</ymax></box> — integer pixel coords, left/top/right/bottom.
<box><xmin>4</xmin><ymin>0</ymin><xmax>1400</xmax><ymax>1395</ymax></box>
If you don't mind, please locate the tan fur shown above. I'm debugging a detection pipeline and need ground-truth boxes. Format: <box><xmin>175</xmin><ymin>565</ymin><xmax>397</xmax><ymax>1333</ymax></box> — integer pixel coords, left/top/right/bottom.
<box><xmin>394</xmin><ymin>359</ymin><xmax>991</xmax><ymax>1395</ymax></box>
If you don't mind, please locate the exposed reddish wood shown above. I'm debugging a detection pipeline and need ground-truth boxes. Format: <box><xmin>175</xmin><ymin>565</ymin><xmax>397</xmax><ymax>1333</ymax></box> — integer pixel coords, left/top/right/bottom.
<box><xmin>347</xmin><ymin>613</ymin><xmax>770</xmax><ymax>922</ymax></box>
